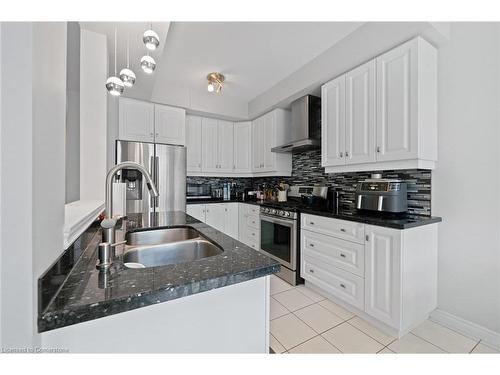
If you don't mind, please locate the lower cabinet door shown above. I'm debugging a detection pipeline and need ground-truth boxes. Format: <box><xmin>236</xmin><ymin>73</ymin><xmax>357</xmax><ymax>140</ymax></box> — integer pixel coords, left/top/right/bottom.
<box><xmin>205</xmin><ymin>204</ymin><xmax>226</xmax><ymax>232</ymax></box>
<box><xmin>223</xmin><ymin>203</ymin><xmax>239</xmax><ymax>239</ymax></box>
<box><xmin>364</xmin><ymin>225</ymin><xmax>402</xmax><ymax>328</ymax></box>
<box><xmin>186</xmin><ymin>204</ymin><xmax>206</xmax><ymax>222</ymax></box>
<box><xmin>302</xmin><ymin>255</ymin><xmax>364</xmax><ymax>310</ymax></box>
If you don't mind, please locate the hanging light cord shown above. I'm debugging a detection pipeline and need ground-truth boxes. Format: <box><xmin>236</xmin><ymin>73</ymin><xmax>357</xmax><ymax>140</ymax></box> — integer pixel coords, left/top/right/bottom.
<box><xmin>114</xmin><ymin>28</ymin><xmax>117</xmax><ymax>75</ymax></box>
<box><xmin>127</xmin><ymin>33</ymin><xmax>130</xmax><ymax>68</ymax></box>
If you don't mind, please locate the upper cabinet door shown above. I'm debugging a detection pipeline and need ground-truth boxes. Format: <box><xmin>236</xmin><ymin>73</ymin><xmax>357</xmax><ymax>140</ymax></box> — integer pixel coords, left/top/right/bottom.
<box><xmin>345</xmin><ymin>60</ymin><xmax>376</xmax><ymax>165</ymax></box>
<box><xmin>217</xmin><ymin>120</ymin><xmax>234</xmax><ymax>172</ymax></box>
<box><xmin>186</xmin><ymin>115</ymin><xmax>202</xmax><ymax>173</ymax></box>
<box><xmin>234</xmin><ymin>121</ymin><xmax>252</xmax><ymax>173</ymax></box>
<box><xmin>262</xmin><ymin>112</ymin><xmax>275</xmax><ymax>171</ymax></box>
<box><xmin>201</xmin><ymin>117</ymin><xmax>218</xmax><ymax>172</ymax></box>
<box><xmin>376</xmin><ymin>39</ymin><xmax>418</xmax><ymax>161</ymax></box>
<box><xmin>251</xmin><ymin>118</ymin><xmax>263</xmax><ymax>170</ymax></box>
<box><xmin>154</xmin><ymin>104</ymin><xmax>186</xmax><ymax>145</ymax></box>
<box><xmin>321</xmin><ymin>76</ymin><xmax>346</xmax><ymax>167</ymax></box>
<box><xmin>364</xmin><ymin>225</ymin><xmax>402</xmax><ymax>328</ymax></box>
<box><xmin>119</xmin><ymin>98</ymin><xmax>155</xmax><ymax>143</ymax></box>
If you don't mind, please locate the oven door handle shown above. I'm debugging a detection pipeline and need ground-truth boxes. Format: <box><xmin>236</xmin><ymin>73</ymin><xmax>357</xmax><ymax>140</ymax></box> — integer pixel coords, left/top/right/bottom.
<box><xmin>260</xmin><ymin>214</ymin><xmax>296</xmax><ymax>227</ymax></box>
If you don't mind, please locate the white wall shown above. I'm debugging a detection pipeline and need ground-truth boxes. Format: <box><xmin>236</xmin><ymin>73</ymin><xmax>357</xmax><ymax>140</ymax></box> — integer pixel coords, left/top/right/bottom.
<box><xmin>0</xmin><ymin>21</ymin><xmax>3</xmax><ymax>349</ymax></box>
<box><xmin>80</xmin><ymin>29</ymin><xmax>107</xmax><ymax>201</ymax></box>
<box><xmin>433</xmin><ymin>23</ymin><xmax>500</xmax><ymax>335</ymax></box>
<box><xmin>32</xmin><ymin>22</ymin><xmax>67</xmax><ymax>279</ymax></box>
<box><xmin>0</xmin><ymin>22</ymin><xmax>36</xmax><ymax>348</ymax></box>
<box><xmin>0</xmin><ymin>22</ymin><xmax>67</xmax><ymax>349</ymax></box>
<box><xmin>65</xmin><ymin>22</ymin><xmax>80</xmax><ymax>204</ymax></box>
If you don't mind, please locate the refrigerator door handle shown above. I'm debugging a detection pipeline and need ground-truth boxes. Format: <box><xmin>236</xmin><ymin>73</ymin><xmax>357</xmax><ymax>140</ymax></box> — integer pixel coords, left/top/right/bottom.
<box><xmin>155</xmin><ymin>156</ymin><xmax>160</xmax><ymax>208</ymax></box>
<box><xmin>150</xmin><ymin>155</ymin><xmax>155</xmax><ymax>208</ymax></box>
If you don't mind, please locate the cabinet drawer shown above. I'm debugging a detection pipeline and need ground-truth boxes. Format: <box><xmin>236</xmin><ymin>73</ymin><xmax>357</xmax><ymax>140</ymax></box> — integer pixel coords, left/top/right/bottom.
<box><xmin>302</xmin><ymin>256</ymin><xmax>364</xmax><ymax>310</ymax></box>
<box><xmin>246</xmin><ymin>214</ymin><xmax>260</xmax><ymax>229</ymax></box>
<box><xmin>301</xmin><ymin>229</ymin><xmax>364</xmax><ymax>277</ymax></box>
<box><xmin>301</xmin><ymin>214</ymin><xmax>365</xmax><ymax>244</ymax></box>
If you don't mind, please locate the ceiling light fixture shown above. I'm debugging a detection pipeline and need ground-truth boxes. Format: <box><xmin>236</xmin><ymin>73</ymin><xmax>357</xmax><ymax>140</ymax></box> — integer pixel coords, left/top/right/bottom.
<box><xmin>119</xmin><ymin>33</ymin><xmax>136</xmax><ymax>87</ymax></box>
<box><xmin>141</xmin><ymin>53</ymin><xmax>156</xmax><ymax>74</ymax></box>
<box><xmin>106</xmin><ymin>28</ymin><xmax>124</xmax><ymax>96</ymax></box>
<box><xmin>207</xmin><ymin>72</ymin><xmax>225</xmax><ymax>94</ymax></box>
<box><xmin>143</xmin><ymin>23</ymin><xmax>160</xmax><ymax>51</ymax></box>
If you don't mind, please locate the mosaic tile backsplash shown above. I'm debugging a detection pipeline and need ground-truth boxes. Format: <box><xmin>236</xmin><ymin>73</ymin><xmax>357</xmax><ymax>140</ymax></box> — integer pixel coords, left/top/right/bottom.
<box><xmin>187</xmin><ymin>149</ymin><xmax>432</xmax><ymax>216</ymax></box>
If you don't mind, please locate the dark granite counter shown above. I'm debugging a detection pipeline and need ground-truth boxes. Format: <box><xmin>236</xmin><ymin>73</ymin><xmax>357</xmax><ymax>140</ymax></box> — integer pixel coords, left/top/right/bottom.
<box><xmin>38</xmin><ymin>211</ymin><xmax>279</xmax><ymax>333</ymax></box>
<box><xmin>298</xmin><ymin>208</ymin><xmax>442</xmax><ymax>229</ymax></box>
<box><xmin>187</xmin><ymin>199</ymin><xmax>442</xmax><ymax>229</ymax></box>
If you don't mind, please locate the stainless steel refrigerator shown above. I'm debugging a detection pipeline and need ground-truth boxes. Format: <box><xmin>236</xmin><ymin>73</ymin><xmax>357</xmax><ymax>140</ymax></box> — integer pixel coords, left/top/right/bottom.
<box><xmin>116</xmin><ymin>141</ymin><xmax>186</xmax><ymax>216</ymax></box>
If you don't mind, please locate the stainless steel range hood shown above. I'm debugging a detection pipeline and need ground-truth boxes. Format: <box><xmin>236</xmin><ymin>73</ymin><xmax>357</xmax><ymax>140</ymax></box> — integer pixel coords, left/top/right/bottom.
<box><xmin>271</xmin><ymin>95</ymin><xmax>321</xmax><ymax>153</ymax></box>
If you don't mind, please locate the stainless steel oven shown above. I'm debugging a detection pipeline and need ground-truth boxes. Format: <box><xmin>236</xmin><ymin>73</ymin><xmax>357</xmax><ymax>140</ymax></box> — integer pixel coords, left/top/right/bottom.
<box><xmin>260</xmin><ymin>207</ymin><xmax>300</xmax><ymax>285</ymax></box>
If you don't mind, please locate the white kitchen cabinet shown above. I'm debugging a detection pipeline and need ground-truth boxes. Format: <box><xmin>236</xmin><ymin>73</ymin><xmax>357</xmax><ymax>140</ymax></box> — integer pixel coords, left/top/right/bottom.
<box><xmin>251</xmin><ymin>117</ymin><xmax>264</xmax><ymax>170</ymax></box>
<box><xmin>238</xmin><ymin>203</ymin><xmax>260</xmax><ymax>250</ymax></box>
<box><xmin>251</xmin><ymin>109</ymin><xmax>292</xmax><ymax>174</ymax></box>
<box><xmin>186</xmin><ymin>204</ymin><xmax>206</xmax><ymax>222</ymax></box>
<box><xmin>119</xmin><ymin>98</ymin><xmax>155</xmax><ymax>143</ymax></box>
<box><xmin>322</xmin><ymin>37</ymin><xmax>437</xmax><ymax>173</ymax></box>
<box><xmin>201</xmin><ymin>117</ymin><xmax>219</xmax><ymax>172</ymax></box>
<box><xmin>345</xmin><ymin>59</ymin><xmax>376</xmax><ymax>165</ymax></box>
<box><xmin>188</xmin><ymin>203</ymin><xmax>239</xmax><ymax>240</ymax></box>
<box><xmin>233</xmin><ymin>121</ymin><xmax>252</xmax><ymax>172</ymax></box>
<box><xmin>223</xmin><ymin>203</ymin><xmax>239</xmax><ymax>239</ymax></box>
<box><xmin>154</xmin><ymin>104</ymin><xmax>185</xmax><ymax>146</ymax></box>
<box><xmin>321</xmin><ymin>75</ymin><xmax>345</xmax><ymax>167</ymax></box>
<box><xmin>217</xmin><ymin>120</ymin><xmax>234</xmax><ymax>173</ymax></box>
<box><xmin>186</xmin><ymin>115</ymin><xmax>202</xmax><ymax>173</ymax></box>
<box><xmin>301</xmin><ymin>213</ymin><xmax>438</xmax><ymax>337</ymax></box>
<box><xmin>364</xmin><ymin>225</ymin><xmax>402</xmax><ymax>328</ymax></box>
<box><xmin>201</xmin><ymin>118</ymin><xmax>235</xmax><ymax>174</ymax></box>
<box><xmin>119</xmin><ymin>98</ymin><xmax>186</xmax><ymax>145</ymax></box>
<box><xmin>205</xmin><ymin>203</ymin><xmax>226</xmax><ymax>232</ymax></box>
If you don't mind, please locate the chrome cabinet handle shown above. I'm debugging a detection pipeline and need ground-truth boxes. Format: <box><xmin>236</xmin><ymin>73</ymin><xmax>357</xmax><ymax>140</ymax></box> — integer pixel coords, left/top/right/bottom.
<box><xmin>340</xmin><ymin>253</ymin><xmax>346</xmax><ymax>258</ymax></box>
<box><xmin>309</xmin><ymin>222</ymin><xmax>315</xmax><ymax>225</ymax></box>
<box><xmin>340</xmin><ymin>283</ymin><xmax>346</xmax><ymax>289</ymax></box>
<box><xmin>339</xmin><ymin>152</ymin><xmax>343</xmax><ymax>158</ymax></box>
<box><xmin>345</xmin><ymin>151</ymin><xmax>349</xmax><ymax>157</ymax></box>
<box><xmin>377</xmin><ymin>146</ymin><xmax>381</xmax><ymax>153</ymax></box>
<box><xmin>309</xmin><ymin>243</ymin><xmax>315</xmax><ymax>247</ymax></box>
<box><xmin>155</xmin><ymin>133</ymin><xmax>159</xmax><ymax>137</ymax></box>
<box><xmin>309</xmin><ymin>269</ymin><xmax>314</xmax><ymax>274</ymax></box>
<box><xmin>340</xmin><ymin>228</ymin><xmax>346</xmax><ymax>232</ymax></box>
<box><xmin>366</xmin><ymin>235</ymin><xmax>369</xmax><ymax>241</ymax></box>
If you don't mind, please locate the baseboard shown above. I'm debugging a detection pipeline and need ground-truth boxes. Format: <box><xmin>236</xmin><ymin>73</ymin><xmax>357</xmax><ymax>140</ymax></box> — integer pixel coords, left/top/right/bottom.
<box><xmin>430</xmin><ymin>309</ymin><xmax>500</xmax><ymax>350</ymax></box>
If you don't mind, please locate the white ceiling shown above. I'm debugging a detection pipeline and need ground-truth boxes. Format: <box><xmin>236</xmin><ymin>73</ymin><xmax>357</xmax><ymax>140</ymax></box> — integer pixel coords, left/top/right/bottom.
<box><xmin>79</xmin><ymin>22</ymin><xmax>171</xmax><ymax>100</ymax></box>
<box><xmin>79</xmin><ymin>21</ymin><xmax>363</xmax><ymax>117</ymax></box>
<box><xmin>153</xmin><ymin>22</ymin><xmax>363</xmax><ymax>103</ymax></box>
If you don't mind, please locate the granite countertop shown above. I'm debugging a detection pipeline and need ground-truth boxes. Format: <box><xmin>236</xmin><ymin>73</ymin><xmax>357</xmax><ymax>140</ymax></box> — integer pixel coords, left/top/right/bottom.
<box><xmin>187</xmin><ymin>199</ymin><xmax>442</xmax><ymax>229</ymax></box>
<box><xmin>38</xmin><ymin>211</ymin><xmax>280</xmax><ymax>333</ymax></box>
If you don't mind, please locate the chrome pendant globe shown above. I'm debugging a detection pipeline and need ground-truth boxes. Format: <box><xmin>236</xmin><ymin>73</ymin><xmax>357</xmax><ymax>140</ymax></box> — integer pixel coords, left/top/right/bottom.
<box><xmin>141</xmin><ymin>55</ymin><xmax>156</xmax><ymax>74</ymax></box>
<box><xmin>105</xmin><ymin>76</ymin><xmax>125</xmax><ymax>96</ymax></box>
<box><xmin>143</xmin><ymin>29</ymin><xmax>160</xmax><ymax>51</ymax></box>
<box><xmin>119</xmin><ymin>68</ymin><xmax>136</xmax><ymax>87</ymax></box>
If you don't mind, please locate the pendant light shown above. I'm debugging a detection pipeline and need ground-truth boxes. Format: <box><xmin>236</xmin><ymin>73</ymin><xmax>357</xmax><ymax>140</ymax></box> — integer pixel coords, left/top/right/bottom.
<box><xmin>143</xmin><ymin>23</ymin><xmax>160</xmax><ymax>51</ymax></box>
<box><xmin>119</xmin><ymin>33</ymin><xmax>136</xmax><ymax>87</ymax></box>
<box><xmin>141</xmin><ymin>52</ymin><xmax>156</xmax><ymax>74</ymax></box>
<box><xmin>106</xmin><ymin>28</ymin><xmax>124</xmax><ymax>96</ymax></box>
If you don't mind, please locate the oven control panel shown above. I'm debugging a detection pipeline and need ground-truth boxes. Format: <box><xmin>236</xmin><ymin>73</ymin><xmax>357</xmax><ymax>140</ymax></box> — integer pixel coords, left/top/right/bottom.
<box><xmin>260</xmin><ymin>207</ymin><xmax>297</xmax><ymax>219</ymax></box>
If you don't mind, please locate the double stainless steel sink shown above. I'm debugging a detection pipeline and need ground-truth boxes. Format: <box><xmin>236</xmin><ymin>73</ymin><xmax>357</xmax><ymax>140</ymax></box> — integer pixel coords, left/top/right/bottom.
<box><xmin>122</xmin><ymin>226</ymin><xmax>223</xmax><ymax>269</ymax></box>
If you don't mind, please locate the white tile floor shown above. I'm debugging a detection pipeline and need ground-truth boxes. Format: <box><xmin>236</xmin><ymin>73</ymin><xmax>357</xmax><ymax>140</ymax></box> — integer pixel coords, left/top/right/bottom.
<box><xmin>269</xmin><ymin>275</ymin><xmax>500</xmax><ymax>354</ymax></box>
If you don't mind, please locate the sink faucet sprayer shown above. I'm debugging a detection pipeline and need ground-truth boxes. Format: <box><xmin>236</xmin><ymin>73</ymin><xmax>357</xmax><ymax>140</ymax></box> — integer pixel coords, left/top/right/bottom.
<box><xmin>97</xmin><ymin>162</ymin><xmax>159</xmax><ymax>270</ymax></box>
